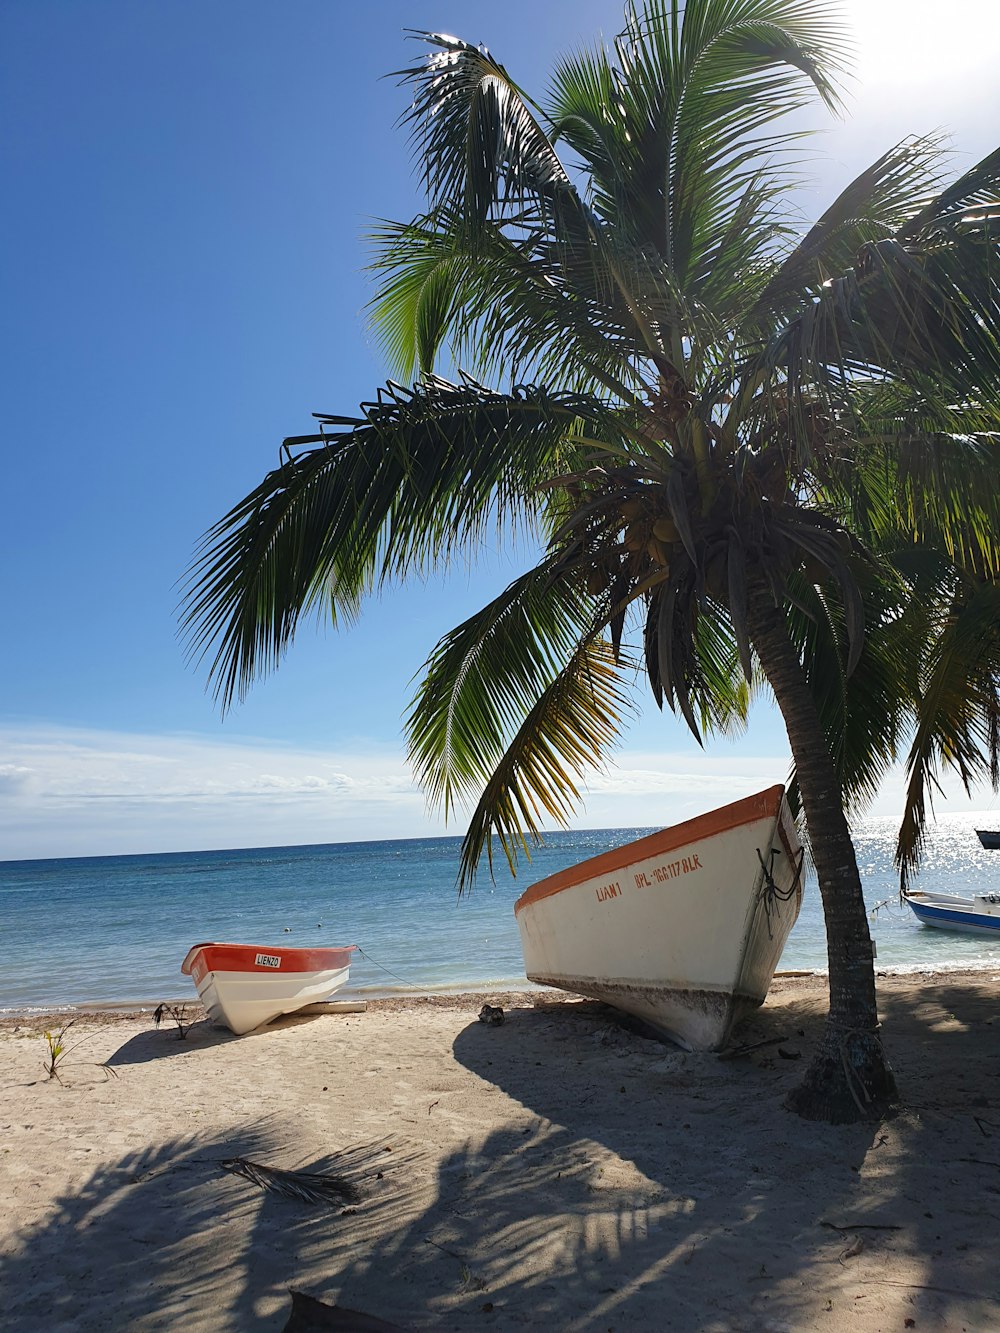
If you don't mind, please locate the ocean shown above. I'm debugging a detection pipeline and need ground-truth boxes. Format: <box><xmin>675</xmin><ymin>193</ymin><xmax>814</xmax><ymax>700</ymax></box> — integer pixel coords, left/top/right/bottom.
<box><xmin>2</xmin><ymin>811</ymin><xmax>999</xmax><ymax>1013</ymax></box>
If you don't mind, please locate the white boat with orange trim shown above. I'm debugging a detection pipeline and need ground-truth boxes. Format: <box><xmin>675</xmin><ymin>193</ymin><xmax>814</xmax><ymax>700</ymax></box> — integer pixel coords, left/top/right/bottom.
<box><xmin>181</xmin><ymin>942</ymin><xmax>356</xmax><ymax>1035</ymax></box>
<box><xmin>514</xmin><ymin>786</ymin><xmax>803</xmax><ymax>1051</ymax></box>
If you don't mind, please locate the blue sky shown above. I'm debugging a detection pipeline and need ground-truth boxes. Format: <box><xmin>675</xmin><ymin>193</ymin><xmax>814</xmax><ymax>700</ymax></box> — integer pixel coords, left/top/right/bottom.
<box><xmin>2</xmin><ymin>1</ymin><xmax>998</xmax><ymax>860</ymax></box>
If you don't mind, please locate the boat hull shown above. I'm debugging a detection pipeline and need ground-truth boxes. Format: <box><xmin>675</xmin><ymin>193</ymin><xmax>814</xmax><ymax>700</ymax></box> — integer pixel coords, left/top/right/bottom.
<box><xmin>976</xmin><ymin>829</ymin><xmax>1000</xmax><ymax>850</ymax></box>
<box><xmin>514</xmin><ymin>786</ymin><xmax>802</xmax><ymax>1051</ymax></box>
<box><xmin>905</xmin><ymin>891</ymin><xmax>1000</xmax><ymax>937</ymax></box>
<box><xmin>181</xmin><ymin>943</ymin><xmax>356</xmax><ymax>1035</ymax></box>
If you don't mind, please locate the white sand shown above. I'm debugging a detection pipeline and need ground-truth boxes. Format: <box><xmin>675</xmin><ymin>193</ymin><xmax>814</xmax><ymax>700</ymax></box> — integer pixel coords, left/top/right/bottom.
<box><xmin>2</xmin><ymin>972</ymin><xmax>999</xmax><ymax>1331</ymax></box>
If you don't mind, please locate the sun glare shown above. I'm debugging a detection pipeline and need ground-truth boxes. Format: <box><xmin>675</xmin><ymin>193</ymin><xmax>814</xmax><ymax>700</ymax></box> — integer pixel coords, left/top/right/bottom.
<box><xmin>845</xmin><ymin>0</ymin><xmax>997</xmax><ymax>88</ymax></box>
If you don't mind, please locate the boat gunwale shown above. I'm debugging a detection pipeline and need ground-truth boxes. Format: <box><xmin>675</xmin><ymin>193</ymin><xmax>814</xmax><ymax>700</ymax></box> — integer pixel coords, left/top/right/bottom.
<box><xmin>514</xmin><ymin>785</ymin><xmax>792</xmax><ymax>917</ymax></box>
<box><xmin>905</xmin><ymin>889</ymin><xmax>976</xmax><ymax>909</ymax></box>
<box><xmin>181</xmin><ymin>942</ymin><xmax>357</xmax><ymax>976</ymax></box>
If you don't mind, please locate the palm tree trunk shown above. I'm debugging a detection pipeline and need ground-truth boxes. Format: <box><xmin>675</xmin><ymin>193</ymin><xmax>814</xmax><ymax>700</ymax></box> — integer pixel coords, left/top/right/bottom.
<box><xmin>746</xmin><ymin>580</ymin><xmax>899</xmax><ymax>1123</ymax></box>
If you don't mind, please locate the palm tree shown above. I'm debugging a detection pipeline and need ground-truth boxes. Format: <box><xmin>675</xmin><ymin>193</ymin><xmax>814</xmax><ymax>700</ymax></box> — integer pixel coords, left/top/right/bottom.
<box><xmin>182</xmin><ymin>1</ymin><xmax>1000</xmax><ymax>1122</ymax></box>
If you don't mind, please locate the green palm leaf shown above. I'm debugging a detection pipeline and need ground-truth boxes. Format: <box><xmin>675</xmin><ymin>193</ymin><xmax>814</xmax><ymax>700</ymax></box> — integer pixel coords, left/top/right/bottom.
<box><xmin>368</xmin><ymin>210</ymin><xmax>650</xmax><ymax>396</ymax></box>
<box><xmin>407</xmin><ymin>557</ymin><xmax>605</xmax><ymax>822</ymax></box>
<box><xmin>786</xmin><ymin>568</ymin><xmax>907</xmax><ymax>812</ymax></box>
<box><xmin>395</xmin><ymin>31</ymin><xmax>576</xmax><ymax>231</ymax></box>
<box><xmin>453</xmin><ymin>637</ymin><xmax>633</xmax><ymax>886</ymax></box>
<box><xmin>897</xmin><ymin>577</ymin><xmax>1000</xmax><ymax>888</ymax></box>
<box><xmin>181</xmin><ymin>377</ymin><xmax>617</xmax><ymax>707</ymax></box>
<box><xmin>783</xmin><ymin>197</ymin><xmax>1000</xmax><ymax>405</ymax></box>
<box><xmin>897</xmin><ymin>145</ymin><xmax>1000</xmax><ymax>242</ymax></box>
<box><xmin>751</xmin><ymin>134</ymin><xmax>948</xmax><ymax>322</ymax></box>
<box><xmin>367</xmin><ymin>214</ymin><xmax>466</xmax><ymax>377</ymax></box>
<box><xmin>550</xmin><ymin>1</ymin><xmax>848</xmax><ymax>282</ymax></box>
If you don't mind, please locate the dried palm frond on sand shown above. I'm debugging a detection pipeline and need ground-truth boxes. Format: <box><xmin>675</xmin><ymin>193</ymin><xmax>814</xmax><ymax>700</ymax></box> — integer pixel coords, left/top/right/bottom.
<box><xmin>218</xmin><ymin>1157</ymin><xmax>362</xmax><ymax>1207</ymax></box>
<box><xmin>200</xmin><ymin>1135</ymin><xmax>426</xmax><ymax>1213</ymax></box>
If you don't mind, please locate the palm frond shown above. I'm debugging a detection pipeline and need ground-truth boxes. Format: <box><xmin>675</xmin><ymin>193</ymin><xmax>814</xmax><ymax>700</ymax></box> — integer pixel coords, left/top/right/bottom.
<box><xmin>689</xmin><ymin>596</ymin><xmax>753</xmax><ymax>734</ymax></box>
<box><xmin>181</xmin><ymin>377</ymin><xmax>618</xmax><ymax>707</ymax></box>
<box><xmin>896</xmin><ymin>145</ymin><xmax>1000</xmax><ymax>243</ymax></box>
<box><xmin>550</xmin><ymin>0</ymin><xmax>849</xmax><ymax>292</ymax></box>
<box><xmin>783</xmin><ymin>218</ymin><xmax>1000</xmax><ymax>406</ymax></box>
<box><xmin>219</xmin><ymin>1156</ymin><xmax>362</xmax><ymax>1207</ymax></box>
<box><xmin>407</xmin><ymin>557</ymin><xmax>606</xmax><ymax>823</ymax></box>
<box><xmin>897</xmin><ymin>577</ymin><xmax>1000</xmax><ymax>888</ymax></box>
<box><xmin>453</xmin><ymin>637</ymin><xmax>633</xmax><ymax>888</ymax></box>
<box><xmin>393</xmin><ymin>29</ymin><xmax>661</xmax><ymax>374</ymax></box>
<box><xmin>786</xmin><ymin>568</ymin><xmax>907</xmax><ymax>812</ymax></box>
<box><xmin>819</xmin><ymin>395</ymin><xmax>1000</xmax><ymax>579</ymax></box>
<box><xmin>751</xmin><ymin>134</ymin><xmax>948</xmax><ymax>322</ymax></box>
<box><xmin>396</xmin><ymin>31</ymin><xmax>577</xmax><ymax>232</ymax></box>
<box><xmin>368</xmin><ymin>210</ymin><xmax>652</xmax><ymax>397</ymax></box>
<box><xmin>367</xmin><ymin>213</ymin><xmax>466</xmax><ymax>378</ymax></box>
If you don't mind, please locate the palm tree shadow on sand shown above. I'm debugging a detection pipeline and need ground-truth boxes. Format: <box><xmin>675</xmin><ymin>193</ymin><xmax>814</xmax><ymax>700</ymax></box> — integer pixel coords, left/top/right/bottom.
<box><xmin>3</xmin><ymin>984</ymin><xmax>997</xmax><ymax>1329</ymax></box>
<box><xmin>321</xmin><ymin>988</ymin><xmax>997</xmax><ymax>1329</ymax></box>
<box><xmin>0</xmin><ymin>1121</ymin><xmax>429</xmax><ymax>1332</ymax></box>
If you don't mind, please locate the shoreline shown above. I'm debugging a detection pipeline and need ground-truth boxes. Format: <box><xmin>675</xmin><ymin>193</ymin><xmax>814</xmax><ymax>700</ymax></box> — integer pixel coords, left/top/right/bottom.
<box><xmin>3</xmin><ymin>966</ymin><xmax>998</xmax><ymax>1330</ymax></box>
<box><xmin>5</xmin><ymin>959</ymin><xmax>1000</xmax><ymax>1030</ymax></box>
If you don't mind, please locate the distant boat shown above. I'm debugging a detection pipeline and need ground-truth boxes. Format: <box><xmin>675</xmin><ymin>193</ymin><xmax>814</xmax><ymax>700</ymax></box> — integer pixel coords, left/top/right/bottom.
<box><xmin>976</xmin><ymin>829</ymin><xmax>1000</xmax><ymax>850</ymax></box>
<box><xmin>514</xmin><ymin>786</ymin><xmax>803</xmax><ymax>1051</ymax></box>
<box><xmin>182</xmin><ymin>942</ymin><xmax>356</xmax><ymax>1035</ymax></box>
<box><xmin>904</xmin><ymin>889</ymin><xmax>1000</xmax><ymax>936</ymax></box>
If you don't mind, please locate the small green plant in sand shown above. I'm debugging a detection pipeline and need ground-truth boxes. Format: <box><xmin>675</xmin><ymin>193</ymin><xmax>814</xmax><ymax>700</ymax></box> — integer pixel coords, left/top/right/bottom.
<box><xmin>42</xmin><ymin>1020</ymin><xmax>117</xmax><ymax>1083</ymax></box>
<box><xmin>43</xmin><ymin>1022</ymin><xmax>73</xmax><ymax>1079</ymax></box>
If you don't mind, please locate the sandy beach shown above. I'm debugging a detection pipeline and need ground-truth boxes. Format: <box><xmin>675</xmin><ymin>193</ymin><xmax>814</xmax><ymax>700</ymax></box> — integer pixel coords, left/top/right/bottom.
<box><xmin>2</xmin><ymin>971</ymin><xmax>999</xmax><ymax>1331</ymax></box>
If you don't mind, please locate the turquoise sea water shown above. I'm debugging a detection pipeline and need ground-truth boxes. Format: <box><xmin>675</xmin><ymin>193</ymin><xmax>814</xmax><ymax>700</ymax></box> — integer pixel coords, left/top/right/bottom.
<box><xmin>2</xmin><ymin>811</ymin><xmax>999</xmax><ymax>1012</ymax></box>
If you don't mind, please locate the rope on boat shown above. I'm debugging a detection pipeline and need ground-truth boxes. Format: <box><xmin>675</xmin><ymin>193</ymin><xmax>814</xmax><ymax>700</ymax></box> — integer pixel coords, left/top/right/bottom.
<box><xmin>757</xmin><ymin>844</ymin><xmax>805</xmax><ymax>940</ymax></box>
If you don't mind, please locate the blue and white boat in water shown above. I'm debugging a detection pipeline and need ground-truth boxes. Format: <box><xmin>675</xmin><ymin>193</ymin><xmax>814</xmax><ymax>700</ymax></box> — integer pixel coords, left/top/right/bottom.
<box><xmin>904</xmin><ymin>887</ymin><xmax>1000</xmax><ymax>935</ymax></box>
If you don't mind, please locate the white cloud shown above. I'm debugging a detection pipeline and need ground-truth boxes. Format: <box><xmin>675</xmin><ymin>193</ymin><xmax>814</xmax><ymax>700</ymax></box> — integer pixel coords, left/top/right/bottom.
<box><xmin>0</xmin><ymin>722</ymin><xmax>995</xmax><ymax>863</ymax></box>
<box><xmin>0</xmin><ymin>724</ymin><xmax>434</xmax><ymax>860</ymax></box>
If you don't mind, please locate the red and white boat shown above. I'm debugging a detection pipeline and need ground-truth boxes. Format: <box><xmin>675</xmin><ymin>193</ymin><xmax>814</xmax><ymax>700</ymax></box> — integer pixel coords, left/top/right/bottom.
<box><xmin>181</xmin><ymin>942</ymin><xmax>357</xmax><ymax>1035</ymax></box>
<box><xmin>514</xmin><ymin>786</ymin><xmax>803</xmax><ymax>1051</ymax></box>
